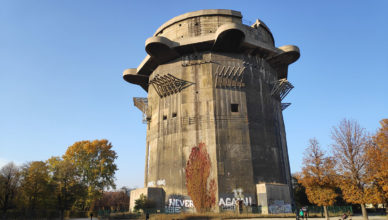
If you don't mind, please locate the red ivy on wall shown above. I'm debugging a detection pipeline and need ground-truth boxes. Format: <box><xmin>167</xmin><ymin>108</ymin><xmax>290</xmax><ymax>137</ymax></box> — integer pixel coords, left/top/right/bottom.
<box><xmin>185</xmin><ymin>143</ymin><xmax>216</xmax><ymax>212</ymax></box>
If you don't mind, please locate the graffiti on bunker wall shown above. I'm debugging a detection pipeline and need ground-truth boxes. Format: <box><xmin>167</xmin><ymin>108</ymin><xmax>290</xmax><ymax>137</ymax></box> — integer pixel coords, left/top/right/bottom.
<box><xmin>219</xmin><ymin>188</ymin><xmax>254</xmax><ymax>211</ymax></box>
<box><xmin>147</xmin><ymin>179</ymin><xmax>166</xmax><ymax>187</ymax></box>
<box><xmin>185</xmin><ymin>143</ymin><xmax>217</xmax><ymax>212</ymax></box>
<box><xmin>268</xmin><ymin>200</ymin><xmax>292</xmax><ymax>214</ymax></box>
<box><xmin>165</xmin><ymin>193</ymin><xmax>254</xmax><ymax>213</ymax></box>
<box><xmin>165</xmin><ymin>195</ymin><xmax>194</xmax><ymax>213</ymax></box>
<box><xmin>219</xmin><ymin>197</ymin><xmax>253</xmax><ymax>210</ymax></box>
<box><xmin>168</xmin><ymin>198</ymin><xmax>194</xmax><ymax>208</ymax></box>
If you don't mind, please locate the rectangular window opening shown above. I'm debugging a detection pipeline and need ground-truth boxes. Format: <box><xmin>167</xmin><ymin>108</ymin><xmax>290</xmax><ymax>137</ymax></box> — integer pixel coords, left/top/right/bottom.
<box><xmin>231</xmin><ymin>104</ymin><xmax>239</xmax><ymax>112</ymax></box>
<box><xmin>172</xmin><ymin>112</ymin><xmax>177</xmax><ymax>118</ymax></box>
<box><xmin>163</xmin><ymin>115</ymin><xmax>167</xmax><ymax>120</ymax></box>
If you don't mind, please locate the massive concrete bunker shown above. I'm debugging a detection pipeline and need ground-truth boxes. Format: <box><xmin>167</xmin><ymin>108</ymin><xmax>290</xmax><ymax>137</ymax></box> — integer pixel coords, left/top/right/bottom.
<box><xmin>124</xmin><ymin>9</ymin><xmax>300</xmax><ymax>214</ymax></box>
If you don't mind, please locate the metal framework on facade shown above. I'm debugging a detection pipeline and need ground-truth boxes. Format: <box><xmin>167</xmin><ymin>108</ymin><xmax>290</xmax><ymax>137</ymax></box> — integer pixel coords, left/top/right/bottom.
<box><xmin>214</xmin><ymin>65</ymin><xmax>246</xmax><ymax>88</ymax></box>
<box><xmin>133</xmin><ymin>97</ymin><xmax>148</xmax><ymax>124</ymax></box>
<box><xmin>149</xmin><ymin>73</ymin><xmax>193</xmax><ymax>97</ymax></box>
<box><xmin>271</xmin><ymin>78</ymin><xmax>294</xmax><ymax>100</ymax></box>
<box><xmin>281</xmin><ymin>103</ymin><xmax>291</xmax><ymax>111</ymax></box>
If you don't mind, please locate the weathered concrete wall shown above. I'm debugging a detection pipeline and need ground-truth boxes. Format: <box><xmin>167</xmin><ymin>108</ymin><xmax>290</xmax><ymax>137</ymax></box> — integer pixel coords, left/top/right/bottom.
<box><xmin>129</xmin><ymin>188</ymin><xmax>147</xmax><ymax>212</ymax></box>
<box><xmin>123</xmin><ymin>9</ymin><xmax>299</xmax><ymax>213</ymax></box>
<box><xmin>256</xmin><ymin>183</ymin><xmax>292</xmax><ymax>214</ymax></box>
<box><xmin>129</xmin><ymin>187</ymin><xmax>165</xmax><ymax>212</ymax></box>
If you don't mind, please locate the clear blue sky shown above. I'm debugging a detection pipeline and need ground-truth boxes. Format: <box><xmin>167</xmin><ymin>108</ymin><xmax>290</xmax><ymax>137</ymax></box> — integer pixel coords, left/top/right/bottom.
<box><xmin>1</xmin><ymin>0</ymin><xmax>387</xmax><ymax>189</ymax></box>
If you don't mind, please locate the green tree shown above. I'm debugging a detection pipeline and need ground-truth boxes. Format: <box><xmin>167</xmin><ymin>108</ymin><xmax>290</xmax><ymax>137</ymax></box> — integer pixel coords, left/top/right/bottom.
<box><xmin>298</xmin><ymin>138</ymin><xmax>337</xmax><ymax>219</ymax></box>
<box><xmin>63</xmin><ymin>139</ymin><xmax>117</xmax><ymax>211</ymax></box>
<box><xmin>19</xmin><ymin>161</ymin><xmax>54</xmax><ymax>215</ymax></box>
<box><xmin>133</xmin><ymin>194</ymin><xmax>155</xmax><ymax>213</ymax></box>
<box><xmin>0</xmin><ymin>162</ymin><xmax>20</xmax><ymax>217</ymax></box>
<box><xmin>47</xmin><ymin>157</ymin><xmax>86</xmax><ymax>220</ymax></box>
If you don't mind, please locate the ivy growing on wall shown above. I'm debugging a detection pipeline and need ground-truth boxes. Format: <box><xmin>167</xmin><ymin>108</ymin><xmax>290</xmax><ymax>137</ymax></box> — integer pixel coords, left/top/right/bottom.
<box><xmin>185</xmin><ymin>143</ymin><xmax>216</xmax><ymax>212</ymax></box>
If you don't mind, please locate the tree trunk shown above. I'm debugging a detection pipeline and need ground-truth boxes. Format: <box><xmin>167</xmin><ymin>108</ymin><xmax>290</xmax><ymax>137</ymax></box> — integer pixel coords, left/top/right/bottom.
<box><xmin>360</xmin><ymin>204</ymin><xmax>368</xmax><ymax>220</ymax></box>
<box><xmin>323</xmin><ymin>205</ymin><xmax>330</xmax><ymax>220</ymax></box>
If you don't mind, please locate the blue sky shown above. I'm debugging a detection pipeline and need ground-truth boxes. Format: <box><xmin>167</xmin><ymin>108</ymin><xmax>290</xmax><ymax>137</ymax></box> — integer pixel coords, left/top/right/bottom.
<box><xmin>0</xmin><ymin>0</ymin><xmax>387</xmax><ymax>189</ymax></box>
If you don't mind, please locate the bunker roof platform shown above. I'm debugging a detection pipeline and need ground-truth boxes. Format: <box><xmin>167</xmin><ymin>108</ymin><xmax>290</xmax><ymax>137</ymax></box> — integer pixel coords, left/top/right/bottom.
<box><xmin>123</xmin><ymin>9</ymin><xmax>299</xmax><ymax>92</ymax></box>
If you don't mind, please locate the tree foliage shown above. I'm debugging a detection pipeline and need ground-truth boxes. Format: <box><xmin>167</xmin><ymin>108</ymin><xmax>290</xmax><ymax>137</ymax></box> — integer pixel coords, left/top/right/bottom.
<box><xmin>19</xmin><ymin>161</ymin><xmax>53</xmax><ymax>212</ymax></box>
<box><xmin>95</xmin><ymin>190</ymin><xmax>129</xmax><ymax>212</ymax></box>
<box><xmin>63</xmin><ymin>139</ymin><xmax>118</xmax><ymax>210</ymax></box>
<box><xmin>292</xmin><ymin>174</ymin><xmax>312</xmax><ymax>208</ymax></box>
<box><xmin>47</xmin><ymin>156</ymin><xmax>86</xmax><ymax>219</ymax></box>
<box><xmin>63</xmin><ymin>139</ymin><xmax>117</xmax><ymax>190</ymax></box>
<box><xmin>365</xmin><ymin>119</ymin><xmax>388</xmax><ymax>208</ymax></box>
<box><xmin>0</xmin><ymin>139</ymin><xmax>118</xmax><ymax>218</ymax></box>
<box><xmin>331</xmin><ymin>119</ymin><xmax>370</xmax><ymax>220</ymax></box>
<box><xmin>0</xmin><ymin>162</ymin><xmax>20</xmax><ymax>215</ymax></box>
<box><xmin>298</xmin><ymin>138</ymin><xmax>337</xmax><ymax>219</ymax></box>
<box><xmin>133</xmin><ymin>194</ymin><xmax>155</xmax><ymax>213</ymax></box>
<box><xmin>185</xmin><ymin>143</ymin><xmax>216</xmax><ymax>212</ymax></box>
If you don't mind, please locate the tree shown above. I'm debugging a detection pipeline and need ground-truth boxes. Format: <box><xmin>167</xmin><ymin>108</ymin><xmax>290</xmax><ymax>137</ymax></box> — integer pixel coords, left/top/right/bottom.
<box><xmin>19</xmin><ymin>161</ymin><xmax>54</xmax><ymax>215</ymax></box>
<box><xmin>331</xmin><ymin>119</ymin><xmax>370</xmax><ymax>220</ymax></box>
<box><xmin>365</xmin><ymin>119</ymin><xmax>388</xmax><ymax>217</ymax></box>
<box><xmin>0</xmin><ymin>162</ymin><xmax>20</xmax><ymax>217</ymax></box>
<box><xmin>95</xmin><ymin>191</ymin><xmax>129</xmax><ymax>211</ymax></box>
<box><xmin>292</xmin><ymin>174</ymin><xmax>312</xmax><ymax>208</ymax></box>
<box><xmin>63</xmin><ymin>139</ymin><xmax>117</xmax><ymax>211</ymax></box>
<box><xmin>133</xmin><ymin>194</ymin><xmax>155</xmax><ymax>213</ymax></box>
<box><xmin>47</xmin><ymin>157</ymin><xmax>86</xmax><ymax>220</ymax></box>
<box><xmin>185</xmin><ymin>143</ymin><xmax>216</xmax><ymax>212</ymax></box>
<box><xmin>108</xmin><ymin>191</ymin><xmax>129</xmax><ymax>211</ymax></box>
<box><xmin>298</xmin><ymin>138</ymin><xmax>337</xmax><ymax>219</ymax></box>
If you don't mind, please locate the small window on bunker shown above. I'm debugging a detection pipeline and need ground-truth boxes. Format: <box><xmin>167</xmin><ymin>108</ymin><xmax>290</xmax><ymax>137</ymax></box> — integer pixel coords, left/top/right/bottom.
<box><xmin>231</xmin><ymin>104</ymin><xmax>239</xmax><ymax>112</ymax></box>
<box><xmin>163</xmin><ymin>115</ymin><xmax>167</xmax><ymax>120</ymax></box>
<box><xmin>172</xmin><ymin>112</ymin><xmax>177</xmax><ymax>118</ymax></box>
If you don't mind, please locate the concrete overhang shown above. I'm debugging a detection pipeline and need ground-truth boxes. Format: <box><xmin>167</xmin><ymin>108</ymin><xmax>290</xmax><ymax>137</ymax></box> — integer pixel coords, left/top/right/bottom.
<box><xmin>123</xmin><ymin>9</ymin><xmax>300</xmax><ymax>90</ymax></box>
<box><xmin>145</xmin><ymin>36</ymin><xmax>180</xmax><ymax>63</ymax></box>
<box><xmin>213</xmin><ymin>23</ymin><xmax>246</xmax><ymax>52</ymax></box>
<box><xmin>123</xmin><ymin>68</ymin><xmax>148</xmax><ymax>91</ymax></box>
<box><xmin>267</xmin><ymin>45</ymin><xmax>300</xmax><ymax>79</ymax></box>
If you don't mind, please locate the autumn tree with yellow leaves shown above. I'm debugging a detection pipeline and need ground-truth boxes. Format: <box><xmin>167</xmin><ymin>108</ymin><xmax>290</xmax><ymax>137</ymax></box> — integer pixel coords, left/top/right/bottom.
<box><xmin>63</xmin><ymin>139</ymin><xmax>117</xmax><ymax>212</ymax></box>
<box><xmin>0</xmin><ymin>139</ymin><xmax>119</xmax><ymax>218</ymax></box>
<box><xmin>331</xmin><ymin>119</ymin><xmax>370</xmax><ymax>220</ymax></box>
<box><xmin>47</xmin><ymin>156</ymin><xmax>86</xmax><ymax>220</ymax></box>
<box><xmin>365</xmin><ymin>119</ymin><xmax>388</xmax><ymax>217</ymax></box>
<box><xmin>298</xmin><ymin>138</ymin><xmax>337</xmax><ymax>220</ymax></box>
<box><xmin>19</xmin><ymin>161</ymin><xmax>54</xmax><ymax>214</ymax></box>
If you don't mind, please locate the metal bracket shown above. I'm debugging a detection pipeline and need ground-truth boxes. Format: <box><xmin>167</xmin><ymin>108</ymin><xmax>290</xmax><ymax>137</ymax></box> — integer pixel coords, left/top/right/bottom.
<box><xmin>271</xmin><ymin>79</ymin><xmax>294</xmax><ymax>100</ymax></box>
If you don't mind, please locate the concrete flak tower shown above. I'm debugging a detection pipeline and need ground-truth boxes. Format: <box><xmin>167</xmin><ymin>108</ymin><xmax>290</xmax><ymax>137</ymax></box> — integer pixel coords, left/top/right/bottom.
<box><xmin>124</xmin><ymin>9</ymin><xmax>300</xmax><ymax>214</ymax></box>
